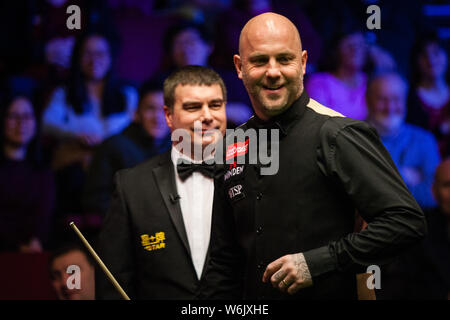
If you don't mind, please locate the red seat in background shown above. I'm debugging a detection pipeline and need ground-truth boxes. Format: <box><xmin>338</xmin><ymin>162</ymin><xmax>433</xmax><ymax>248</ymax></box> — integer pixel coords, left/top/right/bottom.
<box><xmin>0</xmin><ymin>252</ymin><xmax>57</xmax><ymax>300</ymax></box>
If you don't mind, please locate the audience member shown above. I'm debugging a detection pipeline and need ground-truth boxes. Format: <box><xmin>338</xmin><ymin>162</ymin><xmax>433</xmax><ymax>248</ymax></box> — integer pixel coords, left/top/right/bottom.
<box><xmin>427</xmin><ymin>159</ymin><xmax>450</xmax><ymax>299</ymax></box>
<box><xmin>42</xmin><ymin>31</ymin><xmax>137</xmax><ymax>240</ymax></box>
<box><xmin>82</xmin><ymin>79</ymin><xmax>170</xmax><ymax>219</ymax></box>
<box><xmin>0</xmin><ymin>94</ymin><xmax>55</xmax><ymax>252</ymax></box>
<box><xmin>49</xmin><ymin>242</ymin><xmax>95</xmax><ymax>300</ymax></box>
<box><xmin>157</xmin><ymin>20</ymin><xmax>252</xmax><ymax>127</ymax></box>
<box><xmin>160</xmin><ymin>20</ymin><xmax>214</xmax><ymax>73</ymax></box>
<box><xmin>306</xmin><ymin>29</ymin><xmax>369</xmax><ymax>120</ymax></box>
<box><xmin>43</xmin><ymin>31</ymin><xmax>137</xmax><ymax>149</ymax></box>
<box><xmin>366</xmin><ymin>72</ymin><xmax>440</xmax><ymax>209</ymax></box>
<box><xmin>303</xmin><ymin>0</ymin><xmax>428</xmax><ymax>77</ymax></box>
<box><xmin>378</xmin><ymin>158</ymin><xmax>450</xmax><ymax>299</ymax></box>
<box><xmin>407</xmin><ymin>33</ymin><xmax>450</xmax><ymax>157</ymax></box>
<box><xmin>27</xmin><ymin>0</ymin><xmax>120</xmax><ymax>114</ymax></box>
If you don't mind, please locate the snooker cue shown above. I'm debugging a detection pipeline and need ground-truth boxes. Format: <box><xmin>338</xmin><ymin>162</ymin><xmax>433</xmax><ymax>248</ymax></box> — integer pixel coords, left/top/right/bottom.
<box><xmin>69</xmin><ymin>221</ymin><xmax>131</xmax><ymax>300</ymax></box>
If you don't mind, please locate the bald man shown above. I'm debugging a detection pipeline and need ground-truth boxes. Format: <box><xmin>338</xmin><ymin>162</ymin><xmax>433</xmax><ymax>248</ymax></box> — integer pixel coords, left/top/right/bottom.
<box><xmin>205</xmin><ymin>13</ymin><xmax>426</xmax><ymax>300</ymax></box>
<box><xmin>366</xmin><ymin>72</ymin><xmax>440</xmax><ymax>209</ymax></box>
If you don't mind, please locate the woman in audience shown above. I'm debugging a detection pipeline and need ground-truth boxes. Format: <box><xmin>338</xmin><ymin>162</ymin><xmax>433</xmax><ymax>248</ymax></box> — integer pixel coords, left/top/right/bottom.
<box><xmin>156</xmin><ymin>21</ymin><xmax>253</xmax><ymax>127</ymax></box>
<box><xmin>43</xmin><ymin>31</ymin><xmax>137</xmax><ymax>156</ymax></box>
<box><xmin>41</xmin><ymin>31</ymin><xmax>137</xmax><ymax>232</ymax></box>
<box><xmin>407</xmin><ymin>33</ymin><xmax>450</xmax><ymax>156</ymax></box>
<box><xmin>306</xmin><ymin>29</ymin><xmax>369</xmax><ymax>120</ymax></box>
<box><xmin>0</xmin><ymin>94</ymin><xmax>55</xmax><ymax>252</ymax></box>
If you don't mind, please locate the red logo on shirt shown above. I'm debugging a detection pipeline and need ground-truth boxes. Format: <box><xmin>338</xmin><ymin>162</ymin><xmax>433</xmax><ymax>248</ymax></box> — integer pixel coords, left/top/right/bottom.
<box><xmin>226</xmin><ymin>139</ymin><xmax>249</xmax><ymax>161</ymax></box>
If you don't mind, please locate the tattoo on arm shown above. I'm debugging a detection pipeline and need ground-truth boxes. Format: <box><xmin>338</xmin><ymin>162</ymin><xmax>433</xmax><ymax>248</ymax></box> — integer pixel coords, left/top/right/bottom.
<box><xmin>293</xmin><ymin>253</ymin><xmax>313</xmax><ymax>286</ymax></box>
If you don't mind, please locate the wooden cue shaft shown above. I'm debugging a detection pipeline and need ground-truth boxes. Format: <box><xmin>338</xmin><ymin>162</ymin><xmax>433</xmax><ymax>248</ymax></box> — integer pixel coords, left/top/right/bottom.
<box><xmin>69</xmin><ymin>222</ymin><xmax>131</xmax><ymax>300</ymax></box>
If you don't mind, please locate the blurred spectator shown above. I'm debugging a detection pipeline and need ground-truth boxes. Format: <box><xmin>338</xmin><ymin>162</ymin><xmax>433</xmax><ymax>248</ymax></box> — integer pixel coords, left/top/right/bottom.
<box><xmin>407</xmin><ymin>33</ymin><xmax>450</xmax><ymax>157</ymax></box>
<box><xmin>160</xmin><ymin>20</ymin><xmax>214</xmax><ymax>72</ymax></box>
<box><xmin>427</xmin><ymin>159</ymin><xmax>450</xmax><ymax>299</ymax></box>
<box><xmin>42</xmin><ymin>31</ymin><xmax>137</xmax><ymax>239</ymax></box>
<box><xmin>0</xmin><ymin>94</ymin><xmax>55</xmax><ymax>252</ymax></box>
<box><xmin>31</xmin><ymin>0</ymin><xmax>84</xmax><ymax>85</ymax></box>
<box><xmin>49</xmin><ymin>242</ymin><xmax>95</xmax><ymax>300</ymax></box>
<box><xmin>0</xmin><ymin>0</ymin><xmax>115</xmax><ymax>104</ymax></box>
<box><xmin>380</xmin><ymin>158</ymin><xmax>450</xmax><ymax>299</ymax></box>
<box><xmin>82</xmin><ymin>79</ymin><xmax>171</xmax><ymax>220</ymax></box>
<box><xmin>43</xmin><ymin>31</ymin><xmax>137</xmax><ymax>147</ymax></box>
<box><xmin>366</xmin><ymin>72</ymin><xmax>440</xmax><ymax>209</ymax></box>
<box><xmin>306</xmin><ymin>30</ymin><xmax>370</xmax><ymax>120</ymax></box>
<box><xmin>366</xmin><ymin>44</ymin><xmax>397</xmax><ymax>74</ymax></box>
<box><xmin>157</xmin><ymin>20</ymin><xmax>252</xmax><ymax>127</ymax></box>
<box><xmin>303</xmin><ymin>0</ymin><xmax>428</xmax><ymax>77</ymax></box>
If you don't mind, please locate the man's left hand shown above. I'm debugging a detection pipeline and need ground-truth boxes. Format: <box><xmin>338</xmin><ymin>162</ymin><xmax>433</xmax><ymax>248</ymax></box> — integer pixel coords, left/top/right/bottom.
<box><xmin>262</xmin><ymin>253</ymin><xmax>313</xmax><ymax>294</ymax></box>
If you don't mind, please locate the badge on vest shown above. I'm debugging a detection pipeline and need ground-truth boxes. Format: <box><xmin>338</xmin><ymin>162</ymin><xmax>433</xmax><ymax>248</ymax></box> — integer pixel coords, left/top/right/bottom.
<box><xmin>224</xmin><ymin>162</ymin><xmax>245</xmax><ymax>182</ymax></box>
<box><xmin>141</xmin><ymin>232</ymin><xmax>166</xmax><ymax>251</ymax></box>
<box><xmin>228</xmin><ymin>184</ymin><xmax>245</xmax><ymax>202</ymax></box>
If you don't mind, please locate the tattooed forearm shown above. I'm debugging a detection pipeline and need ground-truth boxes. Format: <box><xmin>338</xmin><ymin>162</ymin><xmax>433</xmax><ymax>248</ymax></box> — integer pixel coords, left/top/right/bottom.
<box><xmin>293</xmin><ymin>253</ymin><xmax>313</xmax><ymax>287</ymax></box>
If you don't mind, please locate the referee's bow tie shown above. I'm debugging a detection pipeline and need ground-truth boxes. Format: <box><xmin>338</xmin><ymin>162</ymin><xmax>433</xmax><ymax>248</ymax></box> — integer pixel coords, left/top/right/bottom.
<box><xmin>176</xmin><ymin>161</ymin><xmax>216</xmax><ymax>181</ymax></box>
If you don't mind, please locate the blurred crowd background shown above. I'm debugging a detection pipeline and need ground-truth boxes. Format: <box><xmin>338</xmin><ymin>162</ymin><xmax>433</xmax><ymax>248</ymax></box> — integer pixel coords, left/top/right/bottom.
<box><xmin>0</xmin><ymin>0</ymin><xmax>449</xmax><ymax>300</ymax></box>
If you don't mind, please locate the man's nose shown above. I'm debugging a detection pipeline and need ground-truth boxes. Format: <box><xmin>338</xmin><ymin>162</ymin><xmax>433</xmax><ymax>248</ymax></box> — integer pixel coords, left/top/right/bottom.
<box><xmin>265</xmin><ymin>58</ymin><xmax>281</xmax><ymax>79</ymax></box>
<box><xmin>200</xmin><ymin>105</ymin><xmax>213</xmax><ymax>122</ymax></box>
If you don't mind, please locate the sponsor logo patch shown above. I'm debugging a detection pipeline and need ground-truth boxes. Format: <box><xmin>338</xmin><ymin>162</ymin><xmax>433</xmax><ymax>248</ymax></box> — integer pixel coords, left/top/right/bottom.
<box><xmin>224</xmin><ymin>163</ymin><xmax>245</xmax><ymax>181</ymax></box>
<box><xmin>228</xmin><ymin>184</ymin><xmax>245</xmax><ymax>202</ymax></box>
<box><xmin>141</xmin><ymin>232</ymin><xmax>166</xmax><ymax>251</ymax></box>
<box><xmin>226</xmin><ymin>139</ymin><xmax>249</xmax><ymax>161</ymax></box>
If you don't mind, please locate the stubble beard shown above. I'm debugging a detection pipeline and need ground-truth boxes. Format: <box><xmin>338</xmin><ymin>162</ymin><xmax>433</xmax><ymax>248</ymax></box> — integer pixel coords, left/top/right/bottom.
<box><xmin>244</xmin><ymin>78</ymin><xmax>304</xmax><ymax>119</ymax></box>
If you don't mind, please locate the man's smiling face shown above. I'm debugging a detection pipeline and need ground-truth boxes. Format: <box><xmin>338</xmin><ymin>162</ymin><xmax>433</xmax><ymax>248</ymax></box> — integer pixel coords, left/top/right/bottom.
<box><xmin>234</xmin><ymin>14</ymin><xmax>307</xmax><ymax>120</ymax></box>
<box><xmin>164</xmin><ymin>84</ymin><xmax>226</xmax><ymax>150</ymax></box>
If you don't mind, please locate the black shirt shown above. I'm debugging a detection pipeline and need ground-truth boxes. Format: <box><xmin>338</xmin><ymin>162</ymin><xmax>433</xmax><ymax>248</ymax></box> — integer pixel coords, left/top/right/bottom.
<box><xmin>205</xmin><ymin>91</ymin><xmax>426</xmax><ymax>300</ymax></box>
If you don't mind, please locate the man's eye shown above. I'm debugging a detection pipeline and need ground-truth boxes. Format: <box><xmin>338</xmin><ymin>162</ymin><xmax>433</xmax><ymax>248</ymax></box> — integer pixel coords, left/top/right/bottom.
<box><xmin>278</xmin><ymin>56</ymin><xmax>291</xmax><ymax>63</ymax></box>
<box><xmin>210</xmin><ymin>103</ymin><xmax>223</xmax><ymax>109</ymax></box>
<box><xmin>252</xmin><ymin>58</ymin><xmax>267</xmax><ymax>65</ymax></box>
<box><xmin>184</xmin><ymin>105</ymin><xmax>201</xmax><ymax>110</ymax></box>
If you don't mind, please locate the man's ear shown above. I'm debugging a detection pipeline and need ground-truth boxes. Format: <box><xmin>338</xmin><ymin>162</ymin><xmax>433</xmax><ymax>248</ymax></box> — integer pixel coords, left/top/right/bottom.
<box><xmin>301</xmin><ymin>50</ymin><xmax>308</xmax><ymax>76</ymax></box>
<box><xmin>234</xmin><ymin>54</ymin><xmax>243</xmax><ymax>79</ymax></box>
<box><xmin>164</xmin><ymin>105</ymin><xmax>173</xmax><ymax>131</ymax></box>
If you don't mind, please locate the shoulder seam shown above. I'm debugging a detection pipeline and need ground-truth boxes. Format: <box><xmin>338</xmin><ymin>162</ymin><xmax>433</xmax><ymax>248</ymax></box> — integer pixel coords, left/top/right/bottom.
<box><xmin>307</xmin><ymin>98</ymin><xmax>345</xmax><ymax>118</ymax></box>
